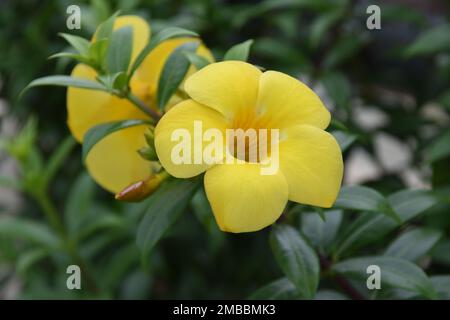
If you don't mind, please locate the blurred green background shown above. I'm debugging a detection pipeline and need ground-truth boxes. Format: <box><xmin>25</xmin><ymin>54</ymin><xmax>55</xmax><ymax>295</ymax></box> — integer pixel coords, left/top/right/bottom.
<box><xmin>1</xmin><ymin>0</ymin><xmax>450</xmax><ymax>299</ymax></box>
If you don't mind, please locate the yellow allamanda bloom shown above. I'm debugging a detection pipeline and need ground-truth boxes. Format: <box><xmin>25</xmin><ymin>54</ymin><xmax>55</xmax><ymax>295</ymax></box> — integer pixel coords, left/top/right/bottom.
<box><xmin>67</xmin><ymin>15</ymin><xmax>213</xmax><ymax>193</ymax></box>
<box><xmin>155</xmin><ymin>61</ymin><xmax>343</xmax><ymax>233</ymax></box>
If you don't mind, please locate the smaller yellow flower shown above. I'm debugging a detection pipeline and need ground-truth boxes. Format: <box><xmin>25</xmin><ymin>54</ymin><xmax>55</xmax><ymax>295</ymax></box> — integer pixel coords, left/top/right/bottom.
<box><xmin>155</xmin><ymin>61</ymin><xmax>343</xmax><ymax>233</ymax></box>
<box><xmin>66</xmin><ymin>15</ymin><xmax>213</xmax><ymax>193</ymax></box>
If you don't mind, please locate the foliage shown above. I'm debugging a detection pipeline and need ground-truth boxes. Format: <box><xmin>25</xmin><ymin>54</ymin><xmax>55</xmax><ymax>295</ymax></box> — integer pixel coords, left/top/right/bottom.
<box><xmin>1</xmin><ymin>0</ymin><xmax>450</xmax><ymax>300</ymax></box>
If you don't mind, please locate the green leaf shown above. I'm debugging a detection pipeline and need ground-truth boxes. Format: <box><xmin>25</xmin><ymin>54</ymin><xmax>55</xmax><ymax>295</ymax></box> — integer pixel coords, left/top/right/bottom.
<box><xmin>16</xmin><ymin>248</ymin><xmax>49</xmax><ymax>275</ymax></box>
<box><xmin>0</xmin><ymin>218</ymin><xmax>60</xmax><ymax>249</ymax></box>
<box><xmin>323</xmin><ymin>34</ymin><xmax>368</xmax><ymax>69</ymax></box>
<box><xmin>42</xmin><ymin>136</ymin><xmax>76</xmax><ymax>187</ymax></box>
<box><xmin>314</xmin><ymin>290</ymin><xmax>348</xmax><ymax>300</ymax></box>
<box><xmin>48</xmin><ymin>52</ymin><xmax>92</xmax><ymax>65</ymax></box>
<box><xmin>106</xmin><ymin>26</ymin><xmax>133</xmax><ymax>73</ymax></box>
<box><xmin>333</xmin><ymin>256</ymin><xmax>437</xmax><ymax>299</ymax></box>
<box><xmin>21</xmin><ymin>75</ymin><xmax>107</xmax><ymax>98</ymax></box>
<box><xmin>334</xmin><ymin>186</ymin><xmax>400</xmax><ymax>222</ymax></box>
<box><xmin>335</xmin><ymin>190</ymin><xmax>438</xmax><ymax>257</ymax></box>
<box><xmin>157</xmin><ymin>42</ymin><xmax>198</xmax><ymax>110</ymax></box>
<box><xmin>64</xmin><ymin>173</ymin><xmax>96</xmax><ymax>236</ymax></box>
<box><xmin>130</xmin><ymin>27</ymin><xmax>198</xmax><ymax>77</ymax></box>
<box><xmin>184</xmin><ymin>51</ymin><xmax>211</xmax><ymax>70</ymax></box>
<box><xmin>309</xmin><ymin>10</ymin><xmax>343</xmax><ymax>48</ymax></box>
<box><xmin>224</xmin><ymin>39</ymin><xmax>254</xmax><ymax>61</ymax></box>
<box><xmin>321</xmin><ymin>72</ymin><xmax>351</xmax><ymax>111</ymax></box>
<box><xmin>58</xmin><ymin>33</ymin><xmax>90</xmax><ymax>55</ymax></box>
<box><xmin>89</xmin><ymin>38</ymin><xmax>109</xmax><ymax>68</ymax></box>
<box><xmin>82</xmin><ymin>119</ymin><xmax>150</xmax><ymax>161</ymax></box>
<box><xmin>405</xmin><ymin>24</ymin><xmax>450</xmax><ymax>57</ymax></box>
<box><xmin>427</xmin><ymin>128</ymin><xmax>450</xmax><ymax>163</ymax></box>
<box><xmin>270</xmin><ymin>225</ymin><xmax>319</xmax><ymax>299</ymax></box>
<box><xmin>430</xmin><ymin>276</ymin><xmax>450</xmax><ymax>299</ymax></box>
<box><xmin>384</xmin><ymin>228</ymin><xmax>442</xmax><ymax>261</ymax></box>
<box><xmin>301</xmin><ymin>209</ymin><xmax>342</xmax><ymax>253</ymax></box>
<box><xmin>136</xmin><ymin>178</ymin><xmax>200</xmax><ymax>255</ymax></box>
<box><xmin>191</xmin><ymin>189</ymin><xmax>224</xmax><ymax>253</ymax></box>
<box><xmin>97</xmin><ymin>72</ymin><xmax>128</xmax><ymax>92</ymax></box>
<box><xmin>331</xmin><ymin>130</ymin><xmax>356</xmax><ymax>152</ymax></box>
<box><xmin>96</xmin><ymin>11</ymin><xmax>119</xmax><ymax>40</ymax></box>
<box><xmin>249</xmin><ymin>278</ymin><xmax>298</xmax><ymax>300</ymax></box>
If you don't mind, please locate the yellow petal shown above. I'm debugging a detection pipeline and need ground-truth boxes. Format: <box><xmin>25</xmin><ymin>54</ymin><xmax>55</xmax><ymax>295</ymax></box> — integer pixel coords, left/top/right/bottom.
<box><xmin>154</xmin><ymin>99</ymin><xmax>228</xmax><ymax>178</ymax></box>
<box><xmin>67</xmin><ymin>64</ymin><xmax>148</xmax><ymax>142</ymax></box>
<box><xmin>184</xmin><ymin>61</ymin><xmax>262</xmax><ymax>120</ymax></box>
<box><xmin>256</xmin><ymin>71</ymin><xmax>330</xmax><ymax>130</ymax></box>
<box><xmin>204</xmin><ymin>162</ymin><xmax>288</xmax><ymax>233</ymax></box>
<box><xmin>94</xmin><ymin>15</ymin><xmax>151</xmax><ymax>64</ymax></box>
<box><xmin>86</xmin><ymin>124</ymin><xmax>150</xmax><ymax>193</ymax></box>
<box><xmin>279</xmin><ymin>125</ymin><xmax>343</xmax><ymax>207</ymax></box>
<box><xmin>135</xmin><ymin>38</ymin><xmax>214</xmax><ymax>89</ymax></box>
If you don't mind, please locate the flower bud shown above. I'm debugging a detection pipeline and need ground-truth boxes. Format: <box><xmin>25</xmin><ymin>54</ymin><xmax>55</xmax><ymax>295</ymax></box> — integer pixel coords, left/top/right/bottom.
<box><xmin>115</xmin><ymin>173</ymin><xmax>166</xmax><ymax>202</ymax></box>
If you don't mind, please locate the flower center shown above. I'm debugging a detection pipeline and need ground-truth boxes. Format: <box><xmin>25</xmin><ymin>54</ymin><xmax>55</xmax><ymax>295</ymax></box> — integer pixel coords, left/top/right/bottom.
<box><xmin>228</xmin><ymin>112</ymin><xmax>275</xmax><ymax>163</ymax></box>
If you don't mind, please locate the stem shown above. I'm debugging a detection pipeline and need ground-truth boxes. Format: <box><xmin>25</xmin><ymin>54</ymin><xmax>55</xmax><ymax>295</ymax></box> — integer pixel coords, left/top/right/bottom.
<box><xmin>34</xmin><ymin>191</ymin><xmax>99</xmax><ymax>294</ymax></box>
<box><xmin>319</xmin><ymin>253</ymin><xmax>365</xmax><ymax>300</ymax></box>
<box><xmin>126</xmin><ymin>92</ymin><xmax>161</xmax><ymax>122</ymax></box>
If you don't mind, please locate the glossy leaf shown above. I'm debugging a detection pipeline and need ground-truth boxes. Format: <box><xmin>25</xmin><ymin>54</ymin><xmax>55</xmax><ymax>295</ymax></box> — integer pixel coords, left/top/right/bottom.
<box><xmin>333</xmin><ymin>256</ymin><xmax>437</xmax><ymax>299</ymax></box>
<box><xmin>224</xmin><ymin>39</ymin><xmax>254</xmax><ymax>61</ymax></box>
<box><xmin>384</xmin><ymin>228</ymin><xmax>442</xmax><ymax>261</ymax></box>
<box><xmin>270</xmin><ymin>225</ymin><xmax>319</xmax><ymax>299</ymax></box>
<box><xmin>106</xmin><ymin>26</ymin><xmax>133</xmax><ymax>73</ymax></box>
<box><xmin>82</xmin><ymin>119</ymin><xmax>150</xmax><ymax>161</ymax></box>
<box><xmin>129</xmin><ymin>27</ymin><xmax>198</xmax><ymax>77</ymax></box>
<box><xmin>249</xmin><ymin>278</ymin><xmax>298</xmax><ymax>300</ymax></box>
<box><xmin>136</xmin><ymin>178</ymin><xmax>200</xmax><ymax>255</ymax></box>
<box><xmin>157</xmin><ymin>42</ymin><xmax>198</xmax><ymax>110</ymax></box>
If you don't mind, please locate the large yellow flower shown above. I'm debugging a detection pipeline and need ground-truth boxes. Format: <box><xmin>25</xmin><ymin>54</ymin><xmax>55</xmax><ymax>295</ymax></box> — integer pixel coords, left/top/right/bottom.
<box><xmin>155</xmin><ymin>61</ymin><xmax>343</xmax><ymax>233</ymax></box>
<box><xmin>67</xmin><ymin>16</ymin><xmax>213</xmax><ymax>193</ymax></box>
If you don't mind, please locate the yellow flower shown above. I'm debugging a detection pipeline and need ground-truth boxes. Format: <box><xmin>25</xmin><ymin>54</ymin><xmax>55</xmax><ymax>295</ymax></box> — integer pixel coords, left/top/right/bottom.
<box><xmin>67</xmin><ymin>15</ymin><xmax>213</xmax><ymax>193</ymax></box>
<box><xmin>154</xmin><ymin>61</ymin><xmax>343</xmax><ymax>233</ymax></box>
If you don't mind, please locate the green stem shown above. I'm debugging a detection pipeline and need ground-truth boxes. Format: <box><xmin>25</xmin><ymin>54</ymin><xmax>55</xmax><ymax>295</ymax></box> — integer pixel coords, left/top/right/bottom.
<box><xmin>34</xmin><ymin>191</ymin><xmax>99</xmax><ymax>294</ymax></box>
<box><xmin>126</xmin><ymin>92</ymin><xmax>161</xmax><ymax>122</ymax></box>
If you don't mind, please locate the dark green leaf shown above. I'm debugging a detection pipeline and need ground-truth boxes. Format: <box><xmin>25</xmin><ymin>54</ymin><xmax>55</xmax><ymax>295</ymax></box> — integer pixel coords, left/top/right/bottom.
<box><xmin>21</xmin><ymin>75</ymin><xmax>107</xmax><ymax>98</ymax></box>
<box><xmin>136</xmin><ymin>178</ymin><xmax>200</xmax><ymax>255</ymax></box>
<box><xmin>82</xmin><ymin>119</ymin><xmax>150</xmax><ymax>161</ymax></box>
<box><xmin>130</xmin><ymin>27</ymin><xmax>198</xmax><ymax>77</ymax></box>
<box><xmin>301</xmin><ymin>209</ymin><xmax>342</xmax><ymax>253</ymax></box>
<box><xmin>384</xmin><ymin>228</ymin><xmax>442</xmax><ymax>261</ymax></box>
<box><xmin>106</xmin><ymin>26</ymin><xmax>133</xmax><ymax>73</ymax></box>
<box><xmin>184</xmin><ymin>51</ymin><xmax>211</xmax><ymax>70</ymax></box>
<box><xmin>335</xmin><ymin>190</ymin><xmax>438</xmax><ymax>257</ymax></box>
<box><xmin>224</xmin><ymin>39</ymin><xmax>254</xmax><ymax>61</ymax></box>
<box><xmin>270</xmin><ymin>225</ymin><xmax>319</xmax><ymax>299</ymax></box>
<box><xmin>249</xmin><ymin>278</ymin><xmax>298</xmax><ymax>300</ymax></box>
<box><xmin>309</xmin><ymin>10</ymin><xmax>343</xmax><ymax>48</ymax></box>
<box><xmin>42</xmin><ymin>136</ymin><xmax>76</xmax><ymax>187</ymax></box>
<box><xmin>333</xmin><ymin>256</ymin><xmax>437</xmax><ymax>299</ymax></box>
<box><xmin>334</xmin><ymin>186</ymin><xmax>400</xmax><ymax>222</ymax></box>
<box><xmin>405</xmin><ymin>24</ymin><xmax>450</xmax><ymax>57</ymax></box>
<box><xmin>16</xmin><ymin>248</ymin><xmax>49</xmax><ymax>275</ymax></box>
<box><xmin>0</xmin><ymin>218</ymin><xmax>60</xmax><ymax>249</ymax></box>
<box><xmin>431</xmin><ymin>276</ymin><xmax>450</xmax><ymax>299</ymax></box>
<box><xmin>64</xmin><ymin>173</ymin><xmax>96</xmax><ymax>236</ymax></box>
<box><xmin>427</xmin><ymin>128</ymin><xmax>450</xmax><ymax>163</ymax></box>
<box><xmin>321</xmin><ymin>72</ymin><xmax>351</xmax><ymax>111</ymax></box>
<box><xmin>314</xmin><ymin>290</ymin><xmax>348</xmax><ymax>300</ymax></box>
<box><xmin>157</xmin><ymin>42</ymin><xmax>198</xmax><ymax>110</ymax></box>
